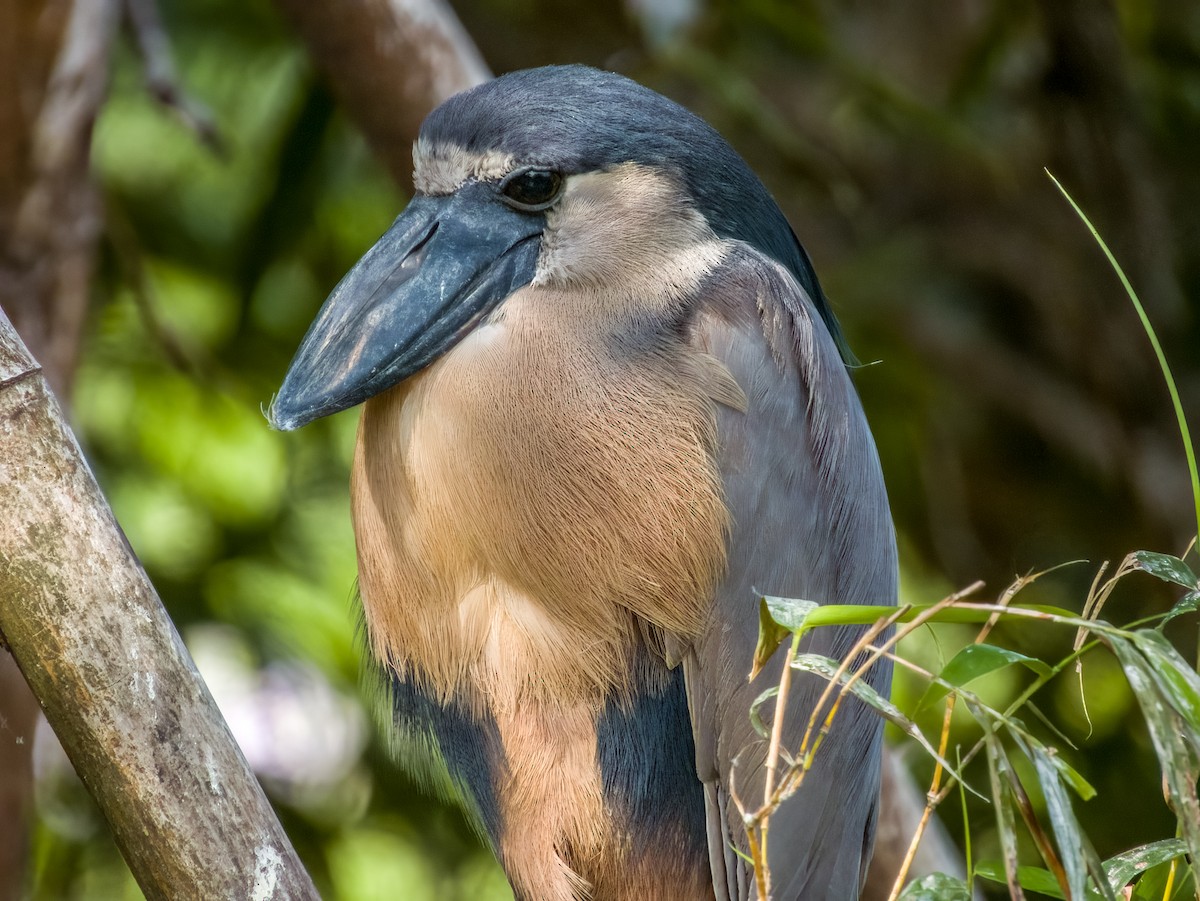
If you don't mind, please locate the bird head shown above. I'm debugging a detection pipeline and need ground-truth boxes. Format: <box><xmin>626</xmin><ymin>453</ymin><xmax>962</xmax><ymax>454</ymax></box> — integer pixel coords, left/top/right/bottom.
<box><xmin>269</xmin><ymin>65</ymin><xmax>851</xmax><ymax>430</ymax></box>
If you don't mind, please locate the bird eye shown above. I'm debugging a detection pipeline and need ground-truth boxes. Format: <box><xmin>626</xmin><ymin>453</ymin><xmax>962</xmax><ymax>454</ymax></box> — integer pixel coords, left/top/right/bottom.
<box><xmin>499</xmin><ymin>169</ymin><xmax>563</xmax><ymax>211</ymax></box>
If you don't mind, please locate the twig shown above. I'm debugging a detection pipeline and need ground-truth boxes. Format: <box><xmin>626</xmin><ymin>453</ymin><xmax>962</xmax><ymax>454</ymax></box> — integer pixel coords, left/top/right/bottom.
<box><xmin>884</xmin><ymin>577</ymin><xmax>1022</xmax><ymax>899</ymax></box>
<box><xmin>103</xmin><ymin>197</ymin><xmax>204</xmax><ymax>377</ymax></box>
<box><xmin>759</xmin><ymin>630</ymin><xmax>802</xmax><ymax>897</ymax></box>
<box><xmin>779</xmin><ymin>583</ymin><xmax>988</xmax><ymax>808</ymax></box>
<box><xmin>123</xmin><ymin>0</ymin><xmax>225</xmax><ymax>154</ymax></box>
<box><xmin>886</xmin><ymin>686</ymin><xmax>956</xmax><ymax>901</ymax></box>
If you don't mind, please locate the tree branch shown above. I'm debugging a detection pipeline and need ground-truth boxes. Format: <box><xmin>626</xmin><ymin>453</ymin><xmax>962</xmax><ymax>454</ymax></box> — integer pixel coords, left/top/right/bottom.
<box><xmin>0</xmin><ymin>310</ymin><xmax>318</xmax><ymax>901</ymax></box>
<box><xmin>272</xmin><ymin>0</ymin><xmax>490</xmax><ymax>190</ymax></box>
<box><xmin>0</xmin><ymin>0</ymin><xmax>123</xmax><ymax>893</ymax></box>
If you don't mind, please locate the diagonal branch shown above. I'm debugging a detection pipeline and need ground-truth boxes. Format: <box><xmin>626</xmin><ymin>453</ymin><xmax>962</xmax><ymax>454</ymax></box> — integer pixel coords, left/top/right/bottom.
<box><xmin>0</xmin><ymin>310</ymin><xmax>319</xmax><ymax>901</ymax></box>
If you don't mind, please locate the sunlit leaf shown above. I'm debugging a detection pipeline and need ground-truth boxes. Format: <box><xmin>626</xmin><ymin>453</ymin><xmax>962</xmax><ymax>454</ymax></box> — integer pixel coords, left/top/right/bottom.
<box><xmin>897</xmin><ymin>872</ymin><xmax>972</xmax><ymax>901</ymax></box>
<box><xmin>919</xmin><ymin>643</ymin><xmax>1051</xmax><ymax>709</ymax></box>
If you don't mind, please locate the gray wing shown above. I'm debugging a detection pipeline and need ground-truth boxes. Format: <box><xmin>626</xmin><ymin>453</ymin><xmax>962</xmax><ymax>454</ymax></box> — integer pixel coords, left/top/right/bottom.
<box><xmin>686</xmin><ymin>243</ymin><xmax>898</xmax><ymax>901</ymax></box>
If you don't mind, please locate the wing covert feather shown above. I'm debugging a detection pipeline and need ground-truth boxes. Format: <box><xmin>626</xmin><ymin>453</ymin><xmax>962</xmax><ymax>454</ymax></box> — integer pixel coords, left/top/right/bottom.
<box><xmin>686</xmin><ymin>243</ymin><xmax>898</xmax><ymax>901</ymax></box>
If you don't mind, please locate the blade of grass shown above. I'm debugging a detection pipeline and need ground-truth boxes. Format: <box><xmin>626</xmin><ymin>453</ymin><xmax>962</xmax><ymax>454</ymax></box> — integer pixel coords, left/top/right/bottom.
<box><xmin>1046</xmin><ymin>169</ymin><xmax>1200</xmax><ymax>546</ymax></box>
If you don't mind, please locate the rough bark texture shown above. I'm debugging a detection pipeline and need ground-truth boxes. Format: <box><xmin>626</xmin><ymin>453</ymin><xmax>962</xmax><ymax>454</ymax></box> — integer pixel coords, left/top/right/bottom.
<box><xmin>272</xmin><ymin>0</ymin><xmax>490</xmax><ymax>191</ymax></box>
<box><xmin>0</xmin><ymin>310</ymin><xmax>319</xmax><ymax>901</ymax></box>
<box><xmin>273</xmin><ymin>2</ymin><xmax>963</xmax><ymax>894</ymax></box>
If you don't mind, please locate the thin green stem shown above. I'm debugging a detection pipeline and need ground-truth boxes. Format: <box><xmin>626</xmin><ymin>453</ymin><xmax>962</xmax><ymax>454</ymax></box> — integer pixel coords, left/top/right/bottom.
<box><xmin>1046</xmin><ymin>169</ymin><xmax>1200</xmax><ymax>546</ymax></box>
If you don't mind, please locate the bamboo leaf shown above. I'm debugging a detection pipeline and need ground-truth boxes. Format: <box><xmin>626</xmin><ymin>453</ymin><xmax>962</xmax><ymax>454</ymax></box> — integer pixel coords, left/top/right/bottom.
<box><xmin>764</xmin><ymin>595</ymin><xmax>819</xmax><ymax>631</ymax></box>
<box><xmin>1047</xmin><ymin>171</ymin><xmax>1200</xmax><ymax>545</ymax></box>
<box><xmin>985</xmin><ymin>732</ymin><xmax>1026</xmax><ymax>900</ymax></box>
<box><xmin>1131</xmin><ymin>551</ymin><xmax>1199</xmax><ymax>589</ymax></box>
<box><xmin>920</xmin><ymin>643</ymin><xmax>1050</xmax><ymax>709</ymax></box>
<box><xmin>1103</xmin><ymin>839</ymin><xmax>1186</xmax><ymax>893</ymax></box>
<box><xmin>1129</xmin><ymin>858</ymin><xmax>1194</xmax><ymax>900</ymax></box>
<box><xmin>974</xmin><ymin>861</ymin><xmax>1057</xmax><ymax>898</ymax></box>
<box><xmin>789</xmin><ymin>601</ymin><xmax>1081</xmax><ymax>638</ymax></box>
<box><xmin>1018</xmin><ymin>735</ymin><xmax>1114</xmax><ymax>900</ymax></box>
<box><xmin>1046</xmin><ymin>751</ymin><xmax>1097</xmax><ymax>802</ymax></box>
<box><xmin>753</xmin><ymin>596</ymin><xmax>815</xmax><ymax>678</ymax></box>
<box><xmin>897</xmin><ymin>872</ymin><xmax>973</xmax><ymax>901</ymax></box>
<box><xmin>749</xmin><ymin>687</ymin><xmax>778</xmax><ymax>739</ymax></box>
<box><xmin>1109</xmin><ymin>637</ymin><xmax>1200</xmax><ymax>868</ymax></box>
<box><xmin>1131</xmin><ymin>629</ymin><xmax>1200</xmax><ymax>743</ymax></box>
<box><xmin>753</xmin><ymin>596</ymin><xmax>793</xmax><ymax>678</ymax></box>
<box><xmin>791</xmin><ymin>652</ymin><xmax>980</xmax><ymax>796</ymax></box>
<box><xmin>1160</xmin><ymin>590</ymin><xmax>1200</xmax><ymax>630</ymax></box>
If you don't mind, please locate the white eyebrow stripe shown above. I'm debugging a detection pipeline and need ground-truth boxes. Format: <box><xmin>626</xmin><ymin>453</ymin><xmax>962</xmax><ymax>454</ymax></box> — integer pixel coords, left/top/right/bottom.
<box><xmin>413</xmin><ymin>139</ymin><xmax>518</xmax><ymax>195</ymax></box>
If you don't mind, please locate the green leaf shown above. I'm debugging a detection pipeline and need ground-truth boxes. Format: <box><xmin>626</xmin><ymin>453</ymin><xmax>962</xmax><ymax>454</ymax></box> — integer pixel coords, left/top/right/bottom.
<box><xmin>1018</xmin><ymin>736</ymin><xmax>1114</xmax><ymax>900</ymax></box>
<box><xmin>1132</xmin><ymin>551</ymin><xmax>1199</xmax><ymax>589</ymax></box>
<box><xmin>728</xmin><ymin>843</ymin><xmax>755</xmax><ymax>866</ymax></box>
<box><xmin>984</xmin><ymin>734</ymin><xmax>1027</xmax><ymax>900</ymax></box>
<box><xmin>1109</xmin><ymin>636</ymin><xmax>1200</xmax><ymax>869</ymax></box>
<box><xmin>748</xmin><ymin>687</ymin><xmax>778</xmax><ymax>739</ymax></box>
<box><xmin>897</xmin><ymin>872</ymin><xmax>972</xmax><ymax>901</ymax></box>
<box><xmin>975</xmin><ymin>861</ymin><xmax>1060</xmax><ymax>898</ymax></box>
<box><xmin>1103</xmin><ymin>839</ymin><xmax>1186</xmax><ymax>893</ymax></box>
<box><xmin>920</xmin><ymin>643</ymin><xmax>1051</xmax><ymax>709</ymax></box>
<box><xmin>1047</xmin><ymin>171</ymin><xmax>1200</xmax><ymax>547</ymax></box>
<box><xmin>753</xmin><ymin>596</ymin><xmax>815</xmax><ymax>677</ymax></box>
<box><xmin>1131</xmin><ymin>629</ymin><xmax>1200</xmax><ymax>742</ymax></box>
<box><xmin>1160</xmin><ymin>590</ymin><xmax>1200</xmax><ymax>630</ymax></box>
<box><xmin>1046</xmin><ymin>751</ymin><xmax>1097</xmax><ymax>802</ymax></box>
<box><xmin>764</xmin><ymin>595</ymin><xmax>819</xmax><ymax>631</ymax></box>
<box><xmin>790</xmin><ymin>601</ymin><xmax>1086</xmax><ymax>639</ymax></box>
<box><xmin>1129</xmin><ymin>858</ymin><xmax>1194</xmax><ymax>901</ymax></box>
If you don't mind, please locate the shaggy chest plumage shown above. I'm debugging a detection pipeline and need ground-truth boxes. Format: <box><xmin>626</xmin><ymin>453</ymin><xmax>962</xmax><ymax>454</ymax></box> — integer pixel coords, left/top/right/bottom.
<box><xmin>349</xmin><ymin>282</ymin><xmax>736</xmax><ymax>900</ymax></box>
<box><xmin>351</xmin><ymin>284</ymin><xmax>737</xmax><ymax>704</ymax></box>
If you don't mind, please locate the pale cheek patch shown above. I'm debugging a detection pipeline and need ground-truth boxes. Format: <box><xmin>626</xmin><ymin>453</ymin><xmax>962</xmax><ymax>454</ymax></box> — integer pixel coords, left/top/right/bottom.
<box><xmin>535</xmin><ymin>163</ymin><xmax>726</xmax><ymax>302</ymax></box>
<box><xmin>413</xmin><ymin>139</ymin><xmax>517</xmax><ymax>195</ymax></box>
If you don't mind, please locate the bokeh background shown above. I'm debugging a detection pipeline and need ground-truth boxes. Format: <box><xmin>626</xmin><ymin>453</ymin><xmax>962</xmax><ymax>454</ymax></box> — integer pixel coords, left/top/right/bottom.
<box><xmin>13</xmin><ymin>0</ymin><xmax>1200</xmax><ymax>897</ymax></box>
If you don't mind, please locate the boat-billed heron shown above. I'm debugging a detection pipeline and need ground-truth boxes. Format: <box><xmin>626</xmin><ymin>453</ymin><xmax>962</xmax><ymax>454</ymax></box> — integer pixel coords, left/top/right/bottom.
<box><xmin>271</xmin><ymin>65</ymin><xmax>896</xmax><ymax>900</ymax></box>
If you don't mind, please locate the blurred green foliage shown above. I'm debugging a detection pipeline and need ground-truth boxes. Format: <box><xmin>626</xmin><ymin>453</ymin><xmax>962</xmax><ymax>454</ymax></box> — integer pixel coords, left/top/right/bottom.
<box><xmin>27</xmin><ymin>0</ymin><xmax>1200</xmax><ymax>898</ymax></box>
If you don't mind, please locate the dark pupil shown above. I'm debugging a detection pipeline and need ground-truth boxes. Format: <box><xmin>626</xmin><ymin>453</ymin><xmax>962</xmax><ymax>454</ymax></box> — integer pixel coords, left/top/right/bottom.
<box><xmin>505</xmin><ymin>170</ymin><xmax>560</xmax><ymax>206</ymax></box>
